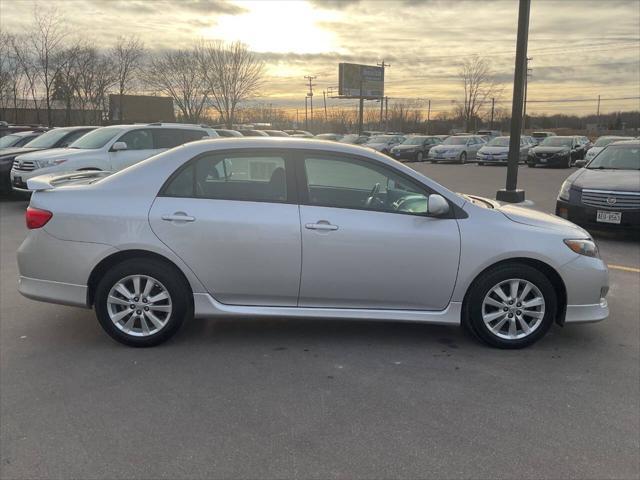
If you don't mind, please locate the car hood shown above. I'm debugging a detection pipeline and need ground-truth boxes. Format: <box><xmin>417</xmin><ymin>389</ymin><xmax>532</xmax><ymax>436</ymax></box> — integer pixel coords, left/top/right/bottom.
<box><xmin>532</xmin><ymin>146</ymin><xmax>569</xmax><ymax>154</ymax></box>
<box><xmin>479</xmin><ymin>146</ymin><xmax>509</xmax><ymax>154</ymax></box>
<box><xmin>570</xmin><ymin>168</ymin><xmax>640</xmax><ymax>192</ymax></box>
<box><xmin>15</xmin><ymin>147</ymin><xmax>90</xmax><ymax>161</ymax></box>
<box><xmin>393</xmin><ymin>144</ymin><xmax>420</xmax><ymax>150</ymax></box>
<box><xmin>497</xmin><ymin>203</ymin><xmax>589</xmax><ymax>235</ymax></box>
<box><xmin>0</xmin><ymin>147</ymin><xmax>42</xmax><ymax>159</ymax></box>
<box><xmin>366</xmin><ymin>143</ymin><xmax>391</xmax><ymax>150</ymax></box>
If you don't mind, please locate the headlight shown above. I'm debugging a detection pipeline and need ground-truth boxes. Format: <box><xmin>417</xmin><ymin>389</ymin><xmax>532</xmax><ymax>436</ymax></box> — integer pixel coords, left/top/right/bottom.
<box><xmin>558</xmin><ymin>180</ymin><xmax>572</xmax><ymax>201</ymax></box>
<box><xmin>564</xmin><ymin>239</ymin><xmax>599</xmax><ymax>258</ymax></box>
<box><xmin>37</xmin><ymin>158</ymin><xmax>67</xmax><ymax>168</ymax></box>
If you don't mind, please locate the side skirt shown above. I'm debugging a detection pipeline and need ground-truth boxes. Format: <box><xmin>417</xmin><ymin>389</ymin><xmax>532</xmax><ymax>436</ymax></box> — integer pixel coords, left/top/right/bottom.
<box><xmin>193</xmin><ymin>293</ymin><xmax>462</xmax><ymax>325</ymax></box>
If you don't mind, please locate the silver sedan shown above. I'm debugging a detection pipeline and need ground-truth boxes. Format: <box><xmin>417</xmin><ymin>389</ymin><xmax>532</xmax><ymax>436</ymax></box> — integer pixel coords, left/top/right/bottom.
<box><xmin>17</xmin><ymin>138</ymin><xmax>609</xmax><ymax>348</ymax></box>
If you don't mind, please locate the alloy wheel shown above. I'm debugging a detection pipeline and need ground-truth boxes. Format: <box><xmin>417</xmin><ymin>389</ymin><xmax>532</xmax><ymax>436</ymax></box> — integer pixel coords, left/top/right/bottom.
<box><xmin>481</xmin><ymin>278</ymin><xmax>545</xmax><ymax>340</ymax></box>
<box><xmin>106</xmin><ymin>274</ymin><xmax>173</xmax><ymax>337</ymax></box>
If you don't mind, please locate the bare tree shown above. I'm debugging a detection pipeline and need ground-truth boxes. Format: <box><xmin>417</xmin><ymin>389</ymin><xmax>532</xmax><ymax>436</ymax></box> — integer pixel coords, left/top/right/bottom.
<box><xmin>112</xmin><ymin>36</ymin><xmax>144</xmax><ymax>121</ymax></box>
<box><xmin>458</xmin><ymin>55</ymin><xmax>501</xmax><ymax>131</ymax></box>
<box><xmin>73</xmin><ymin>46</ymin><xmax>116</xmax><ymax>124</ymax></box>
<box><xmin>9</xmin><ymin>34</ymin><xmax>42</xmax><ymax>123</ymax></box>
<box><xmin>198</xmin><ymin>41</ymin><xmax>264</xmax><ymax>128</ymax></box>
<box><xmin>27</xmin><ymin>7</ymin><xmax>71</xmax><ymax>125</ymax></box>
<box><xmin>145</xmin><ymin>48</ymin><xmax>209</xmax><ymax>123</ymax></box>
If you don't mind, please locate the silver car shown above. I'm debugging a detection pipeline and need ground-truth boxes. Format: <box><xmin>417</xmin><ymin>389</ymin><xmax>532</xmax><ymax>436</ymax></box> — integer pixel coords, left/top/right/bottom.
<box><xmin>18</xmin><ymin>138</ymin><xmax>609</xmax><ymax>348</ymax></box>
<box><xmin>428</xmin><ymin>135</ymin><xmax>486</xmax><ymax>164</ymax></box>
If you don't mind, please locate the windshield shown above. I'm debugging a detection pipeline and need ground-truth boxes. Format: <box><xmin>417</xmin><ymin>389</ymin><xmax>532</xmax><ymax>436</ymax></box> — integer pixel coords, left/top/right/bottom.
<box><xmin>487</xmin><ymin>137</ymin><xmax>510</xmax><ymax>147</ymax></box>
<box><xmin>402</xmin><ymin>137</ymin><xmax>427</xmax><ymax>145</ymax></box>
<box><xmin>540</xmin><ymin>137</ymin><xmax>572</xmax><ymax>147</ymax></box>
<box><xmin>22</xmin><ymin>128</ymin><xmax>72</xmax><ymax>148</ymax></box>
<box><xmin>587</xmin><ymin>144</ymin><xmax>639</xmax><ymax>170</ymax></box>
<box><xmin>443</xmin><ymin>137</ymin><xmax>468</xmax><ymax>145</ymax></box>
<box><xmin>69</xmin><ymin>127</ymin><xmax>122</xmax><ymax>149</ymax></box>
<box><xmin>593</xmin><ymin>136</ymin><xmax>633</xmax><ymax>147</ymax></box>
<box><xmin>367</xmin><ymin>135</ymin><xmax>394</xmax><ymax>143</ymax></box>
<box><xmin>0</xmin><ymin>134</ymin><xmax>21</xmax><ymax>148</ymax></box>
<box><xmin>532</xmin><ymin>132</ymin><xmax>551</xmax><ymax>138</ymax></box>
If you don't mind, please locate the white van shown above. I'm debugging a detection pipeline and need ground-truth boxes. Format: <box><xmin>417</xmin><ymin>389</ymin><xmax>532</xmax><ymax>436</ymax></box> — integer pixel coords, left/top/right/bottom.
<box><xmin>11</xmin><ymin>123</ymin><xmax>218</xmax><ymax>192</ymax></box>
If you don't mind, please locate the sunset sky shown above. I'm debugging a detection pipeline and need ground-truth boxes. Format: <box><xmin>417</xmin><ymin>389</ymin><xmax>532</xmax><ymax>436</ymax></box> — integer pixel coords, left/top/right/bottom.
<box><xmin>2</xmin><ymin>0</ymin><xmax>639</xmax><ymax>116</ymax></box>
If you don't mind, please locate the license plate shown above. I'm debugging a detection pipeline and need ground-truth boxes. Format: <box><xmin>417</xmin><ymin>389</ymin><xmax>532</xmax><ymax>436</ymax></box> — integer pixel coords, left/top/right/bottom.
<box><xmin>394</xmin><ymin>152</ymin><xmax>400</xmax><ymax>157</ymax></box>
<box><xmin>13</xmin><ymin>176</ymin><xmax>22</xmax><ymax>185</ymax></box>
<box><xmin>540</xmin><ymin>158</ymin><xmax>547</xmax><ymax>163</ymax></box>
<box><xmin>596</xmin><ymin>210</ymin><xmax>621</xmax><ymax>224</ymax></box>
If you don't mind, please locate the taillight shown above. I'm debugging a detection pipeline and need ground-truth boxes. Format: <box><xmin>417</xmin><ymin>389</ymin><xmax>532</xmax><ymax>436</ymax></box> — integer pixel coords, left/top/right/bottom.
<box><xmin>26</xmin><ymin>207</ymin><xmax>53</xmax><ymax>229</ymax></box>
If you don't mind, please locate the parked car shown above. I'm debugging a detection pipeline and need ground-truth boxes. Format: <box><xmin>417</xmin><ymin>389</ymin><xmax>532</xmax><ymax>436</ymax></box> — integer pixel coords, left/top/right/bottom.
<box><xmin>527</xmin><ymin>136</ymin><xmax>584</xmax><ymax>168</ymax></box>
<box><xmin>339</xmin><ymin>134</ymin><xmax>368</xmax><ymax>145</ymax></box>
<box><xmin>214</xmin><ymin>129</ymin><xmax>243</xmax><ymax>137</ymax></box>
<box><xmin>556</xmin><ymin>140</ymin><xmax>639</xmax><ymax>229</ymax></box>
<box><xmin>18</xmin><ymin>138</ymin><xmax>608</xmax><ymax>349</ymax></box>
<box><xmin>0</xmin><ymin>126</ymin><xmax>96</xmax><ymax>195</ymax></box>
<box><xmin>476</xmin><ymin>136</ymin><xmax>531</xmax><ymax>166</ymax></box>
<box><xmin>283</xmin><ymin>130</ymin><xmax>314</xmax><ymax>138</ymax></box>
<box><xmin>0</xmin><ymin>129</ymin><xmax>48</xmax><ymax>151</ymax></box>
<box><xmin>10</xmin><ymin>123</ymin><xmax>217</xmax><ymax>192</ymax></box>
<box><xmin>261</xmin><ymin>130</ymin><xmax>290</xmax><ymax>137</ymax></box>
<box><xmin>238</xmin><ymin>129</ymin><xmax>269</xmax><ymax>137</ymax></box>
<box><xmin>364</xmin><ymin>134</ymin><xmax>405</xmax><ymax>154</ymax></box>
<box><xmin>476</xmin><ymin>130</ymin><xmax>502</xmax><ymax>139</ymax></box>
<box><xmin>390</xmin><ymin>135</ymin><xmax>442</xmax><ymax>162</ymax></box>
<box><xmin>584</xmin><ymin>136</ymin><xmax>634</xmax><ymax>163</ymax></box>
<box><xmin>315</xmin><ymin>133</ymin><xmax>343</xmax><ymax>142</ymax></box>
<box><xmin>531</xmin><ymin>131</ymin><xmax>557</xmax><ymax>145</ymax></box>
<box><xmin>428</xmin><ymin>135</ymin><xmax>485</xmax><ymax>164</ymax></box>
<box><xmin>0</xmin><ymin>123</ymin><xmax>46</xmax><ymax>138</ymax></box>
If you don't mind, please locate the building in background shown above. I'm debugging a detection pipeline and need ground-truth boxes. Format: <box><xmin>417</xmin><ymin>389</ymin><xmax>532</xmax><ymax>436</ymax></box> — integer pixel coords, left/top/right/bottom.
<box><xmin>109</xmin><ymin>95</ymin><xmax>175</xmax><ymax>123</ymax></box>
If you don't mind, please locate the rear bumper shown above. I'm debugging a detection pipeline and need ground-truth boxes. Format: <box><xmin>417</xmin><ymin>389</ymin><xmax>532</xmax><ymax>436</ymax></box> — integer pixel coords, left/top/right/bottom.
<box><xmin>18</xmin><ymin>276</ymin><xmax>89</xmax><ymax>308</ymax></box>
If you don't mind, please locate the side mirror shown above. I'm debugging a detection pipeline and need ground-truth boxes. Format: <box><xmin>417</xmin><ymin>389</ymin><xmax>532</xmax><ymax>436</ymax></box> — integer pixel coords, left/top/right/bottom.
<box><xmin>427</xmin><ymin>194</ymin><xmax>450</xmax><ymax>217</ymax></box>
<box><xmin>111</xmin><ymin>141</ymin><xmax>128</xmax><ymax>152</ymax></box>
<box><xmin>574</xmin><ymin>159</ymin><xmax>586</xmax><ymax>168</ymax></box>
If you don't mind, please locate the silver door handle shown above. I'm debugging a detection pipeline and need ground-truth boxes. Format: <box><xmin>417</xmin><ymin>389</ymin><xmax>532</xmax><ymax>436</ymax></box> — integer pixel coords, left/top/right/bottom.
<box><xmin>161</xmin><ymin>213</ymin><xmax>195</xmax><ymax>222</ymax></box>
<box><xmin>305</xmin><ymin>222</ymin><xmax>338</xmax><ymax>231</ymax></box>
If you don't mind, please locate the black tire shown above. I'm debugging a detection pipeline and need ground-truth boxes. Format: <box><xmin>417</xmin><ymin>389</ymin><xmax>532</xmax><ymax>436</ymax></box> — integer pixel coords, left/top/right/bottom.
<box><xmin>416</xmin><ymin>151</ymin><xmax>424</xmax><ymax>162</ymax></box>
<box><xmin>430</xmin><ymin>160</ymin><xmax>437</xmax><ymax>163</ymax></box>
<box><xmin>477</xmin><ymin>162</ymin><xmax>484</xmax><ymax>166</ymax></box>
<box><xmin>95</xmin><ymin>258</ymin><xmax>192</xmax><ymax>347</ymax></box>
<box><xmin>459</xmin><ymin>152</ymin><xmax>467</xmax><ymax>164</ymax></box>
<box><xmin>463</xmin><ymin>263</ymin><xmax>557</xmax><ymax>349</ymax></box>
<box><xmin>527</xmin><ymin>163</ymin><xmax>535</xmax><ymax>168</ymax></box>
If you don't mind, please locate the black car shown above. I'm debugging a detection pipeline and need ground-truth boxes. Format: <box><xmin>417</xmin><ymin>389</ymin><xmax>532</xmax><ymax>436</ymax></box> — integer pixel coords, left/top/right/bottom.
<box><xmin>527</xmin><ymin>136</ymin><xmax>585</xmax><ymax>168</ymax></box>
<box><xmin>555</xmin><ymin>140</ymin><xmax>639</xmax><ymax>229</ymax></box>
<box><xmin>0</xmin><ymin>126</ymin><xmax>95</xmax><ymax>195</ymax></box>
<box><xmin>389</xmin><ymin>135</ymin><xmax>442</xmax><ymax>162</ymax></box>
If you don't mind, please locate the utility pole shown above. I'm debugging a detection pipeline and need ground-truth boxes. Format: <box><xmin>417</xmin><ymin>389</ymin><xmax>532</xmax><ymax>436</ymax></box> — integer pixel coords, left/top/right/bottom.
<box><xmin>496</xmin><ymin>0</ymin><xmax>530</xmax><ymax>203</ymax></box>
<box><xmin>296</xmin><ymin>109</ymin><xmax>299</xmax><ymax>128</ymax></box>
<box><xmin>377</xmin><ymin>60</ymin><xmax>390</xmax><ymax>130</ymax></box>
<box><xmin>323</xmin><ymin>90</ymin><xmax>328</xmax><ymax>123</ymax></box>
<box><xmin>384</xmin><ymin>96</ymin><xmax>389</xmax><ymax>132</ymax></box>
<box><xmin>596</xmin><ymin>94</ymin><xmax>601</xmax><ymax>131</ymax></box>
<box><xmin>304</xmin><ymin>75</ymin><xmax>316</xmax><ymax>130</ymax></box>
<box><xmin>490</xmin><ymin>97</ymin><xmax>495</xmax><ymax>129</ymax></box>
<box><xmin>304</xmin><ymin>96</ymin><xmax>308</xmax><ymax>130</ymax></box>
<box><xmin>523</xmin><ymin>57</ymin><xmax>532</xmax><ymax>130</ymax></box>
<box><xmin>358</xmin><ymin>75</ymin><xmax>364</xmax><ymax>135</ymax></box>
<box><xmin>427</xmin><ymin>99</ymin><xmax>431</xmax><ymax>134</ymax></box>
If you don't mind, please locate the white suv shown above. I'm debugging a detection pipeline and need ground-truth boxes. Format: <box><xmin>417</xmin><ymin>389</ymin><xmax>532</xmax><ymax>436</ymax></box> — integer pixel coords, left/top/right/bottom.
<box><xmin>11</xmin><ymin>123</ymin><xmax>218</xmax><ymax>192</ymax></box>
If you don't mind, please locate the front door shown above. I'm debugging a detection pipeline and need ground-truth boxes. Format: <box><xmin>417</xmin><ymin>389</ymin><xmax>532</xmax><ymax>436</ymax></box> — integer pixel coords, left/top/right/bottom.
<box><xmin>297</xmin><ymin>152</ymin><xmax>460</xmax><ymax>310</ymax></box>
<box><xmin>149</xmin><ymin>150</ymin><xmax>301</xmax><ymax>306</ymax></box>
<box><xmin>109</xmin><ymin>128</ymin><xmax>158</xmax><ymax>170</ymax></box>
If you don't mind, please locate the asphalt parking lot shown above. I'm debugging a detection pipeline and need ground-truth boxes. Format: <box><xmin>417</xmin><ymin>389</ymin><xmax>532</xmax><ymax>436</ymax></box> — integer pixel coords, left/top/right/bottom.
<box><xmin>1</xmin><ymin>164</ymin><xmax>638</xmax><ymax>480</ymax></box>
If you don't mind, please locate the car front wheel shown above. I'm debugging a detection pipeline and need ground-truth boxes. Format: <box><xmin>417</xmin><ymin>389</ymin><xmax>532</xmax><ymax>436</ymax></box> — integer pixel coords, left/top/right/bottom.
<box><xmin>416</xmin><ymin>151</ymin><xmax>424</xmax><ymax>162</ymax></box>
<box><xmin>459</xmin><ymin>152</ymin><xmax>467</xmax><ymax>164</ymax></box>
<box><xmin>463</xmin><ymin>263</ymin><xmax>557</xmax><ymax>349</ymax></box>
<box><xmin>95</xmin><ymin>259</ymin><xmax>192</xmax><ymax>347</ymax></box>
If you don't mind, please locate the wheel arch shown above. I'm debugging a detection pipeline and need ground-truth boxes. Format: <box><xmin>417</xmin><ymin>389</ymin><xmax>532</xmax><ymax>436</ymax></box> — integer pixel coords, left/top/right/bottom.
<box><xmin>87</xmin><ymin>249</ymin><xmax>194</xmax><ymax>307</ymax></box>
<box><xmin>462</xmin><ymin>257</ymin><xmax>567</xmax><ymax>326</ymax></box>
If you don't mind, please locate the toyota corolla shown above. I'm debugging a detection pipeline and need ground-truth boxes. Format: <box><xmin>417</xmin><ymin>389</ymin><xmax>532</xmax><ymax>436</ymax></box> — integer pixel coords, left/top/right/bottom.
<box><xmin>18</xmin><ymin>138</ymin><xmax>609</xmax><ymax>348</ymax></box>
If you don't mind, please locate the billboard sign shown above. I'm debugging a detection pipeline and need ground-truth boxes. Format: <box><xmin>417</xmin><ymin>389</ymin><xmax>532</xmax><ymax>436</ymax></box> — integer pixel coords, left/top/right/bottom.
<box><xmin>338</xmin><ymin>63</ymin><xmax>384</xmax><ymax>98</ymax></box>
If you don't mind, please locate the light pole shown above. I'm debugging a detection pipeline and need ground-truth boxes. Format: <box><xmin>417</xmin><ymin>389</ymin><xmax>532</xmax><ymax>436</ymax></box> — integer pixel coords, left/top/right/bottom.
<box><xmin>496</xmin><ymin>0</ymin><xmax>530</xmax><ymax>203</ymax></box>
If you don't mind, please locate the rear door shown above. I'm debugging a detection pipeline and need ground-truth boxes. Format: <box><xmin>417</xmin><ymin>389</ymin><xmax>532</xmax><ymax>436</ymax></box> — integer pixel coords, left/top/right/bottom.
<box><xmin>296</xmin><ymin>151</ymin><xmax>460</xmax><ymax>310</ymax></box>
<box><xmin>149</xmin><ymin>149</ymin><xmax>301</xmax><ymax>306</ymax></box>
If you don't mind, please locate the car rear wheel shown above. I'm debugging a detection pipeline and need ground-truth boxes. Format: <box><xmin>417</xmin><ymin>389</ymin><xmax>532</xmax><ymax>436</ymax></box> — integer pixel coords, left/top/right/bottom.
<box><xmin>463</xmin><ymin>264</ymin><xmax>557</xmax><ymax>349</ymax></box>
<box><xmin>95</xmin><ymin>259</ymin><xmax>191</xmax><ymax>347</ymax></box>
<box><xmin>459</xmin><ymin>152</ymin><xmax>467</xmax><ymax>164</ymax></box>
<box><xmin>416</xmin><ymin>151</ymin><xmax>424</xmax><ymax>162</ymax></box>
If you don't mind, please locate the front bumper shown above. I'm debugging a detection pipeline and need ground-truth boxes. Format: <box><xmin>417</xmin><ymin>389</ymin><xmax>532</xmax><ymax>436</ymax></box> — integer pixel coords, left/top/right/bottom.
<box><xmin>528</xmin><ymin>154</ymin><xmax>570</xmax><ymax>166</ymax></box>
<box><xmin>10</xmin><ymin>166</ymin><xmax>53</xmax><ymax>192</ymax></box>
<box><xmin>392</xmin><ymin>150</ymin><xmax>420</xmax><ymax>161</ymax></box>
<box><xmin>556</xmin><ymin>198</ymin><xmax>640</xmax><ymax>229</ymax></box>
<box><xmin>559</xmin><ymin>254</ymin><xmax>609</xmax><ymax>324</ymax></box>
<box><xmin>429</xmin><ymin>152</ymin><xmax>461</xmax><ymax>161</ymax></box>
<box><xmin>477</xmin><ymin>155</ymin><xmax>508</xmax><ymax>164</ymax></box>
